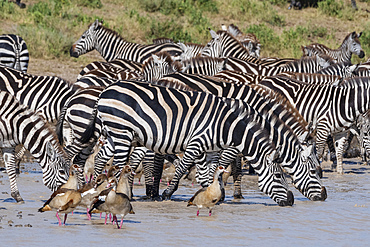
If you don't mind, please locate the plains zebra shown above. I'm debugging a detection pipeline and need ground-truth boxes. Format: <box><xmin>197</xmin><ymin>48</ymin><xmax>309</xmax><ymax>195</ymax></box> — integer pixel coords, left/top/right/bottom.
<box><xmin>70</xmin><ymin>20</ymin><xmax>183</xmax><ymax>64</ymax></box>
<box><xmin>142</xmin><ymin>52</ymin><xmax>182</xmax><ymax>82</ymax></box>
<box><xmin>0</xmin><ymin>91</ymin><xmax>69</xmax><ymax>202</ymax></box>
<box><xmin>77</xmin><ymin>59</ymin><xmax>143</xmax><ymax>80</ymax></box>
<box><xmin>224</xmin><ymin>55</ymin><xmax>334</xmax><ymax>76</ymax></box>
<box><xmin>159</xmin><ymin>72</ymin><xmax>326</xmax><ymax>200</ymax></box>
<box><xmin>221</xmin><ymin>23</ymin><xmax>261</xmax><ymax>58</ymax></box>
<box><xmin>178</xmin><ymin>42</ymin><xmax>205</xmax><ymax>61</ymax></box>
<box><xmin>82</xmin><ymin>79</ymin><xmax>294</xmax><ymax>206</ymax></box>
<box><xmin>0</xmin><ymin>34</ymin><xmax>29</xmax><ymax>72</ymax></box>
<box><xmin>302</xmin><ymin>31</ymin><xmax>365</xmax><ymax>63</ymax></box>
<box><xmin>257</xmin><ymin>76</ymin><xmax>370</xmax><ymax>174</ymax></box>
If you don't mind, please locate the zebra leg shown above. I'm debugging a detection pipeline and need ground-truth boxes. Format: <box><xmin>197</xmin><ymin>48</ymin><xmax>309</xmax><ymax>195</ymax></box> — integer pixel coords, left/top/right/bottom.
<box><xmin>152</xmin><ymin>153</ymin><xmax>165</xmax><ymax>200</ymax></box>
<box><xmin>335</xmin><ymin>136</ymin><xmax>347</xmax><ymax>175</ymax></box>
<box><xmin>343</xmin><ymin>132</ymin><xmax>355</xmax><ymax>158</ymax></box>
<box><xmin>127</xmin><ymin>147</ymin><xmax>148</xmax><ymax>198</ymax></box>
<box><xmin>232</xmin><ymin>156</ymin><xmax>243</xmax><ymax>199</ymax></box>
<box><xmin>326</xmin><ymin>135</ymin><xmax>337</xmax><ymax>169</ymax></box>
<box><xmin>2</xmin><ymin>148</ymin><xmax>23</xmax><ymax>202</ymax></box>
<box><xmin>142</xmin><ymin>153</ymin><xmax>155</xmax><ymax>198</ymax></box>
<box><xmin>162</xmin><ymin>145</ymin><xmax>203</xmax><ymax>200</ymax></box>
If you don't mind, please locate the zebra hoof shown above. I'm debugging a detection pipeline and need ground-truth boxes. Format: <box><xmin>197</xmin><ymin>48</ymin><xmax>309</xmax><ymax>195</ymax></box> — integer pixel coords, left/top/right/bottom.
<box><xmin>11</xmin><ymin>191</ymin><xmax>24</xmax><ymax>203</ymax></box>
<box><xmin>161</xmin><ymin>189</ymin><xmax>173</xmax><ymax>200</ymax></box>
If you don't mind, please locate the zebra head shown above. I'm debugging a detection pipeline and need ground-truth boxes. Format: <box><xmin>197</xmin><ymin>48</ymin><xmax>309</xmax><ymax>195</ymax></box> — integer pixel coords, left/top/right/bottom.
<box><xmin>348</xmin><ymin>32</ymin><xmax>365</xmax><ymax>59</ymax></box>
<box><xmin>293</xmin><ymin>143</ymin><xmax>327</xmax><ymax>201</ymax></box>
<box><xmin>201</xmin><ymin>29</ymin><xmax>223</xmax><ymax>57</ymax></box>
<box><xmin>70</xmin><ymin>19</ymin><xmax>102</xmax><ymax>58</ymax></box>
<box><xmin>143</xmin><ymin>52</ymin><xmax>181</xmax><ymax>82</ymax></box>
<box><xmin>258</xmin><ymin>149</ymin><xmax>294</xmax><ymax>207</ymax></box>
<box><xmin>42</xmin><ymin>141</ymin><xmax>69</xmax><ymax>191</ymax></box>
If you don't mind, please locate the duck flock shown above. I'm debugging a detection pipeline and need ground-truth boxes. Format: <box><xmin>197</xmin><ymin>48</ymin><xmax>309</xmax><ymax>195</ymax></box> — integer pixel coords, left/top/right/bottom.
<box><xmin>0</xmin><ymin>20</ymin><xmax>369</xmax><ymax>229</ymax></box>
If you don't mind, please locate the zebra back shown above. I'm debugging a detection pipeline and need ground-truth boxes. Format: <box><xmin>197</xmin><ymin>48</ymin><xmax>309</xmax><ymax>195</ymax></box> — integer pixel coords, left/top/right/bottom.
<box><xmin>316</xmin><ymin>61</ymin><xmax>358</xmax><ymax>78</ymax></box>
<box><xmin>0</xmin><ymin>34</ymin><xmax>29</xmax><ymax>72</ymax></box>
<box><xmin>181</xmin><ymin>56</ymin><xmax>227</xmax><ymax>76</ymax></box>
<box><xmin>0</xmin><ymin>65</ymin><xmax>81</xmax><ymax>124</ymax></box>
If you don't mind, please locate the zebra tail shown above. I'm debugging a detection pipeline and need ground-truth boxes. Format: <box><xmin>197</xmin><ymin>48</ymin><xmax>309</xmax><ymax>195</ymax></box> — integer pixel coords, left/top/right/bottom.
<box><xmin>80</xmin><ymin>100</ymin><xmax>99</xmax><ymax>144</ymax></box>
<box><xmin>55</xmin><ymin>101</ymin><xmax>70</xmax><ymax>146</ymax></box>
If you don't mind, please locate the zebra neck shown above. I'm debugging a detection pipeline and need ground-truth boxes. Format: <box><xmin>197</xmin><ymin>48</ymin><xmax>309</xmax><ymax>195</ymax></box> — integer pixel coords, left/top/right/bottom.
<box><xmin>95</xmin><ymin>29</ymin><xmax>139</xmax><ymax>62</ymax></box>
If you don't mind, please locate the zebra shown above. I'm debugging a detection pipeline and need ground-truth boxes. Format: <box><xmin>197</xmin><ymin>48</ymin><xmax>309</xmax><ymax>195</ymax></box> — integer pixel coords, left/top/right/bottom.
<box><xmin>257</xmin><ymin>76</ymin><xmax>370</xmax><ymax>174</ymax></box>
<box><xmin>81</xmin><ymin>79</ymin><xmax>294</xmax><ymax>206</ymax></box>
<box><xmin>70</xmin><ymin>19</ymin><xmax>183</xmax><ymax>64</ymax></box>
<box><xmin>77</xmin><ymin>59</ymin><xmax>143</xmax><ymax>80</ymax></box>
<box><xmin>0</xmin><ymin>90</ymin><xmax>69</xmax><ymax>202</ymax></box>
<box><xmin>224</xmin><ymin>55</ymin><xmax>334</xmax><ymax>76</ymax></box>
<box><xmin>301</xmin><ymin>31</ymin><xmax>365</xmax><ymax>63</ymax></box>
<box><xmin>0</xmin><ymin>34</ymin><xmax>29</xmax><ymax>72</ymax></box>
<box><xmin>181</xmin><ymin>56</ymin><xmax>227</xmax><ymax>76</ymax></box>
<box><xmin>142</xmin><ymin>52</ymin><xmax>182</xmax><ymax>82</ymax></box>
<box><xmin>221</xmin><ymin>23</ymin><xmax>261</xmax><ymax>58</ymax></box>
<box><xmin>158</xmin><ymin>72</ymin><xmax>326</xmax><ymax>200</ymax></box>
<box><xmin>178</xmin><ymin>42</ymin><xmax>205</xmax><ymax>61</ymax></box>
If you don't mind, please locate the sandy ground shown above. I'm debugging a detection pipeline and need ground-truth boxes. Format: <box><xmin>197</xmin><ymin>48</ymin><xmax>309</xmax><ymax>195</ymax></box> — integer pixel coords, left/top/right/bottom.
<box><xmin>0</xmin><ymin>159</ymin><xmax>369</xmax><ymax>246</ymax></box>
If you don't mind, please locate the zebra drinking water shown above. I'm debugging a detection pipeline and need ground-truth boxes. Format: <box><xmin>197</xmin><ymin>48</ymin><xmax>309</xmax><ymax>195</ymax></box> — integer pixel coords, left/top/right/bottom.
<box><xmin>0</xmin><ymin>90</ymin><xmax>69</xmax><ymax>202</ymax></box>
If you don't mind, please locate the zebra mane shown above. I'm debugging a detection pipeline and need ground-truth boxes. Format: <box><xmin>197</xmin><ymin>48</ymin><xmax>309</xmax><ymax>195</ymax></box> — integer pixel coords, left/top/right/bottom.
<box><xmin>154</xmin><ymin>77</ymin><xmax>197</xmax><ymax>92</ymax></box>
<box><xmin>250</xmin><ymin>82</ymin><xmax>310</xmax><ymax>133</ymax></box>
<box><xmin>283</xmin><ymin>54</ymin><xmax>335</xmax><ymax>69</ymax></box>
<box><xmin>94</xmin><ymin>21</ymin><xmax>128</xmax><ymax>42</ymax></box>
<box><xmin>152</xmin><ymin>37</ymin><xmax>174</xmax><ymax>44</ymax></box>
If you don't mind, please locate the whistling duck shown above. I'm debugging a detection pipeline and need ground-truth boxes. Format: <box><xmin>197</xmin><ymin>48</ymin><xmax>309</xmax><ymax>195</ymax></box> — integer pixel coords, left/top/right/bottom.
<box><xmin>187</xmin><ymin>166</ymin><xmax>228</xmax><ymax>216</ymax></box>
<box><xmin>38</xmin><ymin>187</ymin><xmax>82</xmax><ymax>225</ymax></box>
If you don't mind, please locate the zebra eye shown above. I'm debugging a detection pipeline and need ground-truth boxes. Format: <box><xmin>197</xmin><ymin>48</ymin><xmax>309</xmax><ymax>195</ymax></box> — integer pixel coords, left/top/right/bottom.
<box><xmin>310</xmin><ymin>169</ymin><xmax>316</xmax><ymax>175</ymax></box>
<box><xmin>59</xmin><ymin>169</ymin><xmax>66</xmax><ymax>175</ymax></box>
<box><xmin>82</xmin><ymin>35</ymin><xmax>86</xmax><ymax>39</ymax></box>
<box><xmin>275</xmin><ymin>173</ymin><xmax>281</xmax><ymax>179</ymax></box>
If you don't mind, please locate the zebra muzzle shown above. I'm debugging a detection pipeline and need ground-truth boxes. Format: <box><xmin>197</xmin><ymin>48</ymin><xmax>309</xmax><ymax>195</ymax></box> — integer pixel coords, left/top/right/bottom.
<box><xmin>278</xmin><ymin>190</ymin><xmax>294</xmax><ymax>207</ymax></box>
<box><xmin>359</xmin><ymin>50</ymin><xmax>365</xmax><ymax>58</ymax></box>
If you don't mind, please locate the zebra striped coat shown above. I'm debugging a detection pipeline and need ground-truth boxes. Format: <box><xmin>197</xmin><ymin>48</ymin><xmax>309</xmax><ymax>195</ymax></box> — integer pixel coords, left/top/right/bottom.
<box><xmin>70</xmin><ymin>20</ymin><xmax>183</xmax><ymax>64</ymax></box>
<box><xmin>0</xmin><ymin>34</ymin><xmax>29</xmax><ymax>72</ymax></box>
<box><xmin>82</xmin><ymin>80</ymin><xmax>294</xmax><ymax>206</ymax></box>
<box><xmin>0</xmin><ymin>90</ymin><xmax>69</xmax><ymax>202</ymax></box>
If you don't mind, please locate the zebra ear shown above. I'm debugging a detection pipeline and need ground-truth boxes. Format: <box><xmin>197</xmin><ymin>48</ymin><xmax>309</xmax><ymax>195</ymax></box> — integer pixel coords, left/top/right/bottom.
<box><xmin>221</xmin><ymin>24</ymin><xmax>227</xmax><ymax>31</ymax></box>
<box><xmin>152</xmin><ymin>54</ymin><xmax>160</xmax><ymax>63</ymax></box>
<box><xmin>178</xmin><ymin>42</ymin><xmax>187</xmax><ymax>52</ymax></box>
<box><xmin>351</xmin><ymin>31</ymin><xmax>357</xmax><ymax>39</ymax></box>
<box><xmin>46</xmin><ymin>142</ymin><xmax>57</xmax><ymax>161</ymax></box>
<box><xmin>209</xmin><ymin>29</ymin><xmax>218</xmax><ymax>39</ymax></box>
<box><xmin>358</xmin><ymin>32</ymin><xmax>362</xmax><ymax>38</ymax></box>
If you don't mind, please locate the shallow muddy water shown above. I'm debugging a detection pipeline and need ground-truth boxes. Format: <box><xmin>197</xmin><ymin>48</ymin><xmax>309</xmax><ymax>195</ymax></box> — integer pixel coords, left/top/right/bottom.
<box><xmin>0</xmin><ymin>159</ymin><xmax>369</xmax><ymax>246</ymax></box>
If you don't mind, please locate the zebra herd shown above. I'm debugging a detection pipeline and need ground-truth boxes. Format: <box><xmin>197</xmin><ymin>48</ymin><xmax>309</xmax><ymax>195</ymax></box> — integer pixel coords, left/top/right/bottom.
<box><xmin>0</xmin><ymin>20</ymin><xmax>368</xmax><ymax>215</ymax></box>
